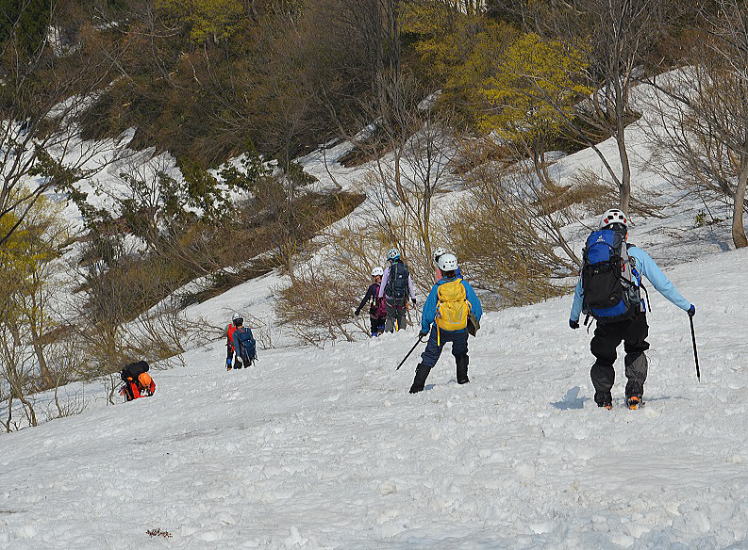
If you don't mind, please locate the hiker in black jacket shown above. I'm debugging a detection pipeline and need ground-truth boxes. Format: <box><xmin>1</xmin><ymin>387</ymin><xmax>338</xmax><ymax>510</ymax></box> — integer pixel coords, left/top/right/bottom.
<box><xmin>355</xmin><ymin>266</ymin><xmax>387</xmax><ymax>337</ymax></box>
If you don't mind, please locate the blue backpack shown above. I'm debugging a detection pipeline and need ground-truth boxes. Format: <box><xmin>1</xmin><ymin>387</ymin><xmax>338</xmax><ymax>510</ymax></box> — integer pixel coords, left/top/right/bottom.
<box><xmin>581</xmin><ymin>229</ymin><xmax>642</xmax><ymax>323</ymax></box>
<box><xmin>233</xmin><ymin>327</ymin><xmax>257</xmax><ymax>364</ymax></box>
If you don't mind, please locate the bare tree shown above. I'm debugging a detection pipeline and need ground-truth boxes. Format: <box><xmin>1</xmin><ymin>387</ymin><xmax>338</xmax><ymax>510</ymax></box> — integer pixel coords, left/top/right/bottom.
<box><xmin>0</xmin><ymin>0</ymin><xmax>128</xmax><ymax>246</ymax></box>
<box><xmin>641</xmin><ymin>1</ymin><xmax>748</xmax><ymax>248</ymax></box>
<box><xmin>276</xmin><ymin>263</ymin><xmax>360</xmax><ymax>345</ymax></box>
<box><xmin>349</xmin><ymin>72</ymin><xmax>459</xmax><ymax>291</ymax></box>
<box><xmin>520</xmin><ymin>0</ymin><xmax>679</xmax><ymax>214</ymax></box>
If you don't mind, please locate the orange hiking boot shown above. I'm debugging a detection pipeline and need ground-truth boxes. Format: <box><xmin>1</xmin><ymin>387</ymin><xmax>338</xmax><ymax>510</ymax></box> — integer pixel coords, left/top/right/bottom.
<box><xmin>627</xmin><ymin>396</ymin><xmax>642</xmax><ymax>410</ymax></box>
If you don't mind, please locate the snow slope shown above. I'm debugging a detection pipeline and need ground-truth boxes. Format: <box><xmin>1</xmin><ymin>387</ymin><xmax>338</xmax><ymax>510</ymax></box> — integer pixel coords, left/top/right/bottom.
<box><xmin>177</xmin><ymin>74</ymin><xmax>739</xmax><ymax>342</ymax></box>
<box><xmin>1</xmin><ymin>248</ymin><xmax>746</xmax><ymax>549</ymax></box>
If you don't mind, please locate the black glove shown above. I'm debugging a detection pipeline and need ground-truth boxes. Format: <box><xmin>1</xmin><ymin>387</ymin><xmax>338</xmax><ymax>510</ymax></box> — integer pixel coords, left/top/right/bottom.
<box><xmin>354</xmin><ymin>308</ymin><xmax>360</xmax><ymax>316</ymax></box>
<box><xmin>419</xmin><ymin>329</ymin><xmax>429</xmax><ymax>338</ymax></box>
<box><xmin>688</xmin><ymin>305</ymin><xmax>695</xmax><ymax>318</ymax></box>
<box><xmin>412</xmin><ymin>298</ymin><xmax>417</xmax><ymax>305</ymax></box>
<box><xmin>569</xmin><ymin>319</ymin><xmax>580</xmax><ymax>330</ymax></box>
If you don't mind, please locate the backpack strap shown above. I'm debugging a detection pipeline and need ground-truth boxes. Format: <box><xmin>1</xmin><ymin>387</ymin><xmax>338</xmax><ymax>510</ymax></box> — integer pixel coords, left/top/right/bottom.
<box><xmin>640</xmin><ymin>283</ymin><xmax>652</xmax><ymax>312</ymax></box>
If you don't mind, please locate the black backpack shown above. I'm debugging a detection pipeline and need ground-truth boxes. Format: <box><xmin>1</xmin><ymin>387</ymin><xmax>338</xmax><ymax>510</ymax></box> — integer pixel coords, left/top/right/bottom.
<box><xmin>385</xmin><ymin>262</ymin><xmax>410</xmax><ymax>306</ymax></box>
<box><xmin>581</xmin><ymin>228</ymin><xmax>642</xmax><ymax>323</ymax></box>
<box><xmin>121</xmin><ymin>360</ymin><xmax>149</xmax><ymax>382</ymax></box>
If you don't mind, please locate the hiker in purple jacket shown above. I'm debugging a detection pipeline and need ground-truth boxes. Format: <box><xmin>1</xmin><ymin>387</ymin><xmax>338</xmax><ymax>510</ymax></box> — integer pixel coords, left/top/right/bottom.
<box><xmin>378</xmin><ymin>248</ymin><xmax>417</xmax><ymax>332</ymax></box>
<box><xmin>355</xmin><ymin>267</ymin><xmax>387</xmax><ymax>337</ymax></box>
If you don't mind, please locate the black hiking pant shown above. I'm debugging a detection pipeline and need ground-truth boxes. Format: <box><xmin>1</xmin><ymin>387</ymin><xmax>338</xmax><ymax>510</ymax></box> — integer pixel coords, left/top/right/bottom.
<box><xmin>370</xmin><ymin>316</ymin><xmax>386</xmax><ymax>337</ymax></box>
<box><xmin>226</xmin><ymin>345</ymin><xmax>244</xmax><ymax>369</ymax></box>
<box><xmin>385</xmin><ymin>301</ymin><xmax>407</xmax><ymax>333</ymax></box>
<box><xmin>590</xmin><ymin>312</ymin><xmax>650</xmax><ymax>405</ymax></box>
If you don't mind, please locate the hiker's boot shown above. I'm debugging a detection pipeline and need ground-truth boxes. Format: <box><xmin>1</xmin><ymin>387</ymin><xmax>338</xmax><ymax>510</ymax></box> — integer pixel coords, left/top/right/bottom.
<box><xmin>595</xmin><ymin>391</ymin><xmax>613</xmax><ymax>410</ymax></box>
<box><xmin>456</xmin><ymin>355</ymin><xmax>470</xmax><ymax>385</ymax></box>
<box><xmin>626</xmin><ymin>395</ymin><xmax>643</xmax><ymax>410</ymax></box>
<box><xmin>409</xmin><ymin>364</ymin><xmax>431</xmax><ymax>394</ymax></box>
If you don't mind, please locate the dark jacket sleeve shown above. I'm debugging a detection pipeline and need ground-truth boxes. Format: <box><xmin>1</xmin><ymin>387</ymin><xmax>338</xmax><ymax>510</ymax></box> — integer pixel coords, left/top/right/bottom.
<box><xmin>356</xmin><ymin>284</ymin><xmax>375</xmax><ymax>314</ymax></box>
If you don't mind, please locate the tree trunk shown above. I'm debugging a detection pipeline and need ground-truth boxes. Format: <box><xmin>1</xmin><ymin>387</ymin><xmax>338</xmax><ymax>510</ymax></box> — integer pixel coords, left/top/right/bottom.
<box><xmin>617</xmin><ymin>138</ymin><xmax>632</xmax><ymax>215</ymax></box>
<box><xmin>614</xmin><ymin>87</ymin><xmax>632</xmax><ymax>214</ymax></box>
<box><xmin>733</xmin><ymin>154</ymin><xmax>748</xmax><ymax>248</ymax></box>
<box><xmin>32</xmin><ymin>338</ymin><xmax>52</xmax><ymax>390</ymax></box>
<box><xmin>29</xmin><ymin>291</ymin><xmax>53</xmax><ymax>389</ymax></box>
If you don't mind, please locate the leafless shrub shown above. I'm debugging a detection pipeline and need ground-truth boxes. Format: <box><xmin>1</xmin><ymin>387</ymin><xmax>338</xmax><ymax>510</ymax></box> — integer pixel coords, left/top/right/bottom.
<box><xmin>276</xmin><ymin>263</ymin><xmax>360</xmax><ymax>346</ymax></box>
<box><xmin>45</xmin><ymin>384</ymin><xmax>86</xmax><ymax>422</ymax></box>
<box><xmin>105</xmin><ymin>374</ymin><xmax>121</xmax><ymax>406</ymax></box>
<box><xmin>0</xmin><ymin>322</ymin><xmax>38</xmax><ymax>430</ymax></box>
<box><xmin>243</xmin><ymin>313</ymin><xmax>275</xmax><ymax>351</ymax></box>
<box><xmin>541</xmin><ymin>169</ymin><xmax>617</xmax><ymax>217</ymax></box>
<box><xmin>448</xmin><ymin>161</ymin><xmax>580</xmax><ymax>307</ymax></box>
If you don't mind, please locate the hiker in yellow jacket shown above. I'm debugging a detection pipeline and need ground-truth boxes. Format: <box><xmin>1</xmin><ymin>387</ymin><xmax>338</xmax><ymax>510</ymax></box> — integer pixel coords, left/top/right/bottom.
<box><xmin>409</xmin><ymin>254</ymin><xmax>483</xmax><ymax>394</ymax></box>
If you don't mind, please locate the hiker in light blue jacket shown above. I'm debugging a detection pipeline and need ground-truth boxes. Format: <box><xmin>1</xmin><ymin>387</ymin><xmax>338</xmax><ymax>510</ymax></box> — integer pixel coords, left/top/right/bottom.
<box><xmin>569</xmin><ymin>209</ymin><xmax>695</xmax><ymax>410</ymax></box>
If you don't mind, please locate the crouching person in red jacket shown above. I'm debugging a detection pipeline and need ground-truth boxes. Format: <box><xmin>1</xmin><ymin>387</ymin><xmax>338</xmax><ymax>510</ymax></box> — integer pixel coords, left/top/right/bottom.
<box><xmin>119</xmin><ymin>361</ymin><xmax>156</xmax><ymax>401</ymax></box>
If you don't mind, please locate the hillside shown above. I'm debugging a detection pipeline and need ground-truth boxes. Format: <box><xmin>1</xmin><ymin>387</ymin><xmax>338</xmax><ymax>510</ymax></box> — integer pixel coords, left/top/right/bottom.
<box><xmin>0</xmin><ymin>247</ymin><xmax>745</xmax><ymax>548</ymax></box>
<box><xmin>3</xmin><ymin>3</ymin><xmax>748</xmax><ymax>548</ymax></box>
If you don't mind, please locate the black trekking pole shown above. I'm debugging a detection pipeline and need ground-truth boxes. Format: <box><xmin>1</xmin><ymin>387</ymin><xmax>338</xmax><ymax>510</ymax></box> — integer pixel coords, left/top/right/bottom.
<box><xmin>689</xmin><ymin>315</ymin><xmax>701</xmax><ymax>382</ymax></box>
<box><xmin>396</xmin><ymin>336</ymin><xmax>424</xmax><ymax>370</ymax></box>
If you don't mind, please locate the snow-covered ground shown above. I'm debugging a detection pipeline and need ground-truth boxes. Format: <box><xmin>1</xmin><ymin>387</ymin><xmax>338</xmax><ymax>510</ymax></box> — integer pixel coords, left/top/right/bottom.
<box><xmin>1</xmin><ymin>247</ymin><xmax>746</xmax><ymax>549</ymax></box>
<box><xmin>2</xmin><ymin>69</ymin><xmax>747</xmax><ymax>548</ymax></box>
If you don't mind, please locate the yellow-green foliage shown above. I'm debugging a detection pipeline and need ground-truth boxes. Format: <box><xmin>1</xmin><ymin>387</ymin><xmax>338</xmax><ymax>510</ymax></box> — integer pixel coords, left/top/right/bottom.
<box><xmin>400</xmin><ymin>3</ymin><xmax>517</xmax><ymax>117</ymax></box>
<box><xmin>0</xmin><ymin>197</ymin><xmax>64</xmax><ymax>317</ymax></box>
<box><xmin>0</xmin><ymin>214</ymin><xmax>32</xmax><ymax>292</ymax></box>
<box><xmin>480</xmin><ymin>33</ymin><xmax>591</xmax><ymax>144</ymax></box>
<box><xmin>157</xmin><ymin>0</ymin><xmax>244</xmax><ymax>44</ymax></box>
<box><xmin>0</xmin><ymin>215</ymin><xmax>44</xmax><ymax>288</ymax></box>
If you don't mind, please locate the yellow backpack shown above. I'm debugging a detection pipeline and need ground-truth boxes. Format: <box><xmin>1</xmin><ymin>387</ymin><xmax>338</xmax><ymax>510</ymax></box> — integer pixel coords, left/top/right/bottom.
<box><xmin>435</xmin><ymin>279</ymin><xmax>470</xmax><ymax>331</ymax></box>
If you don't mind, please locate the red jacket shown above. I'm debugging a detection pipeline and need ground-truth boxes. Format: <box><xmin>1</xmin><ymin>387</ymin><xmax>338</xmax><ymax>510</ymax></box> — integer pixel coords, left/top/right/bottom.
<box><xmin>226</xmin><ymin>323</ymin><xmax>238</xmax><ymax>351</ymax></box>
<box><xmin>124</xmin><ymin>380</ymin><xmax>156</xmax><ymax>401</ymax></box>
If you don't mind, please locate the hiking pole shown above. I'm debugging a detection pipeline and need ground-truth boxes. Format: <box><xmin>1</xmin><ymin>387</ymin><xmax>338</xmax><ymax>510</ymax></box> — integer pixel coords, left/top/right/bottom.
<box><xmin>396</xmin><ymin>336</ymin><xmax>424</xmax><ymax>370</ymax></box>
<box><xmin>689</xmin><ymin>314</ymin><xmax>701</xmax><ymax>382</ymax></box>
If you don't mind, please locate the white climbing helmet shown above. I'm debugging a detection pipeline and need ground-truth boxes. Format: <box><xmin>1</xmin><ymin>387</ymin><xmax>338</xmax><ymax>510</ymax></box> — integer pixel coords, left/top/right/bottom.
<box><xmin>371</xmin><ymin>266</ymin><xmax>384</xmax><ymax>277</ymax></box>
<box><xmin>432</xmin><ymin>247</ymin><xmax>448</xmax><ymax>264</ymax></box>
<box><xmin>386</xmin><ymin>248</ymin><xmax>400</xmax><ymax>261</ymax></box>
<box><xmin>599</xmin><ymin>208</ymin><xmax>628</xmax><ymax>229</ymax></box>
<box><xmin>232</xmin><ymin>312</ymin><xmax>243</xmax><ymax>322</ymax></box>
<box><xmin>437</xmin><ymin>253</ymin><xmax>458</xmax><ymax>272</ymax></box>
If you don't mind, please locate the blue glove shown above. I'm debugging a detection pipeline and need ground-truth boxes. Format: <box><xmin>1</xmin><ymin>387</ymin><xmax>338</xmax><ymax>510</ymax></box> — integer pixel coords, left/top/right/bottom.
<box><xmin>419</xmin><ymin>329</ymin><xmax>429</xmax><ymax>338</ymax></box>
<box><xmin>688</xmin><ymin>305</ymin><xmax>695</xmax><ymax>317</ymax></box>
<box><xmin>569</xmin><ymin>319</ymin><xmax>580</xmax><ymax>330</ymax></box>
